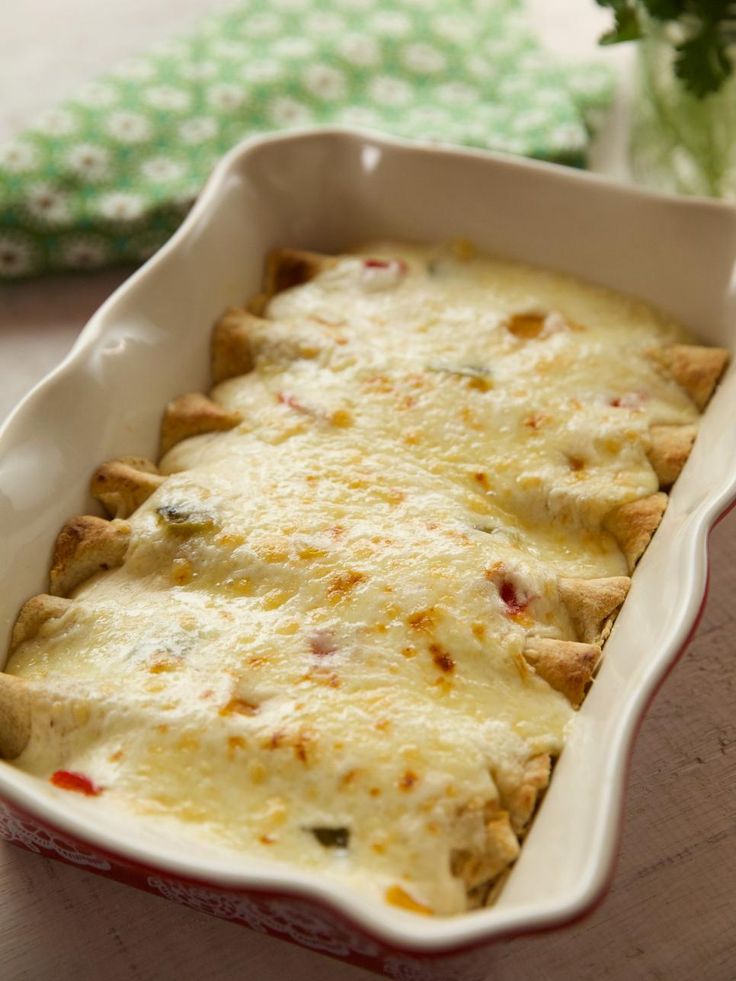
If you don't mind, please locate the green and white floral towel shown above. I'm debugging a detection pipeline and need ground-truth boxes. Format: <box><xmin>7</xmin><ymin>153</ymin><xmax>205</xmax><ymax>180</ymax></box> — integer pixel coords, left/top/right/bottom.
<box><xmin>0</xmin><ymin>0</ymin><xmax>611</xmax><ymax>280</ymax></box>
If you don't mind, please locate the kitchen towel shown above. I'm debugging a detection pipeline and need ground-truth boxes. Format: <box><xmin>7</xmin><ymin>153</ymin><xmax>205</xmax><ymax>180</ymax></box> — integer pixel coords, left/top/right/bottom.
<box><xmin>0</xmin><ymin>0</ymin><xmax>612</xmax><ymax>280</ymax></box>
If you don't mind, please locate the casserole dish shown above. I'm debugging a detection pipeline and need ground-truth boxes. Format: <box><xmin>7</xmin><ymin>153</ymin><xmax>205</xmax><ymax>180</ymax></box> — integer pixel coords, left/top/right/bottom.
<box><xmin>0</xmin><ymin>129</ymin><xmax>734</xmax><ymax>979</ymax></box>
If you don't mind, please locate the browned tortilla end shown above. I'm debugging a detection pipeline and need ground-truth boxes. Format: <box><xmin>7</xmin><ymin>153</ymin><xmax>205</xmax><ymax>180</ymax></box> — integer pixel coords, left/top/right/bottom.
<box><xmin>91</xmin><ymin>457</ymin><xmax>164</xmax><ymax>519</ymax></box>
<box><xmin>523</xmin><ymin>638</ymin><xmax>600</xmax><ymax>708</ymax></box>
<box><xmin>603</xmin><ymin>492</ymin><xmax>668</xmax><ymax>573</ymax></box>
<box><xmin>160</xmin><ymin>392</ymin><xmax>242</xmax><ymax>456</ymax></box>
<box><xmin>0</xmin><ymin>674</ymin><xmax>31</xmax><ymax>760</ymax></box>
<box><xmin>10</xmin><ymin>594</ymin><xmax>72</xmax><ymax>653</ymax></box>
<box><xmin>648</xmin><ymin>424</ymin><xmax>697</xmax><ymax>488</ymax></box>
<box><xmin>49</xmin><ymin>515</ymin><xmax>131</xmax><ymax>597</ymax></box>
<box><xmin>558</xmin><ymin>576</ymin><xmax>631</xmax><ymax>644</ymax></box>
<box><xmin>451</xmin><ymin>808</ymin><xmax>520</xmax><ymax>890</ymax></box>
<box><xmin>211</xmin><ymin>308</ymin><xmax>258</xmax><ymax>384</ymax></box>
<box><xmin>651</xmin><ymin>344</ymin><xmax>729</xmax><ymax>410</ymax></box>
<box><xmin>261</xmin><ymin>248</ymin><xmax>336</xmax><ymax>299</ymax></box>
<box><xmin>502</xmin><ymin>754</ymin><xmax>553</xmax><ymax>835</ymax></box>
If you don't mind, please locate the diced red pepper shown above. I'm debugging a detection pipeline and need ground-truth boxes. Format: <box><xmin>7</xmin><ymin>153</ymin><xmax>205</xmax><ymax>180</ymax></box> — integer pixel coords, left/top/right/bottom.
<box><xmin>50</xmin><ymin>770</ymin><xmax>102</xmax><ymax>796</ymax></box>
<box><xmin>363</xmin><ymin>257</ymin><xmax>407</xmax><ymax>273</ymax></box>
<box><xmin>277</xmin><ymin>391</ymin><xmax>311</xmax><ymax>415</ymax></box>
<box><xmin>499</xmin><ymin>580</ymin><xmax>528</xmax><ymax>616</ymax></box>
<box><xmin>609</xmin><ymin>391</ymin><xmax>647</xmax><ymax>409</ymax></box>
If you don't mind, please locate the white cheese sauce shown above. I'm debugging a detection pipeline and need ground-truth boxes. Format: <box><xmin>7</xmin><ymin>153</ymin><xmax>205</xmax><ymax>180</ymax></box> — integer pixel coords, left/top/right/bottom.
<box><xmin>7</xmin><ymin>242</ymin><xmax>699</xmax><ymax>915</ymax></box>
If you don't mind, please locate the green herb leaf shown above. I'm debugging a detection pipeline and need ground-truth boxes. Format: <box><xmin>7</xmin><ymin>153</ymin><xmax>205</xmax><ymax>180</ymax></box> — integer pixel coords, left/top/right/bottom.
<box><xmin>641</xmin><ymin>0</ymin><xmax>681</xmax><ymax>21</ymax></box>
<box><xmin>674</xmin><ymin>27</ymin><xmax>733</xmax><ymax>96</ymax></box>
<box><xmin>596</xmin><ymin>0</ymin><xmax>644</xmax><ymax>43</ymax></box>
<box><xmin>596</xmin><ymin>0</ymin><xmax>736</xmax><ymax>97</ymax></box>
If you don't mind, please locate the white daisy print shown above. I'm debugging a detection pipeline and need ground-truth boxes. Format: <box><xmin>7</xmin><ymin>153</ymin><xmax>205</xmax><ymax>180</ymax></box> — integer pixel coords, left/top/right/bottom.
<box><xmin>465</xmin><ymin>54</ymin><xmax>495</xmax><ymax>80</ymax></box>
<box><xmin>65</xmin><ymin>144</ymin><xmax>111</xmax><ymax>182</ymax></box>
<box><xmin>338</xmin><ymin>106</ymin><xmax>382</xmax><ymax>129</ymax></box>
<box><xmin>76</xmin><ymin>82</ymin><xmax>118</xmax><ymax>108</ymax></box>
<box><xmin>33</xmin><ymin>107</ymin><xmax>78</xmax><ymax>137</ymax></box>
<box><xmin>241</xmin><ymin>60</ymin><xmax>284</xmax><ymax>84</ymax></box>
<box><xmin>106</xmin><ymin>111</ymin><xmax>152</xmax><ymax>144</ymax></box>
<box><xmin>498</xmin><ymin>76</ymin><xmax>532</xmax><ymax>100</ymax></box>
<box><xmin>484</xmin><ymin>37</ymin><xmax>518</xmax><ymax>59</ymax></box>
<box><xmin>0</xmin><ymin>140</ymin><xmax>38</xmax><ymax>174</ymax></box>
<box><xmin>334</xmin><ymin>0</ymin><xmax>375</xmax><ymax>9</ymax></box>
<box><xmin>304</xmin><ymin>12</ymin><xmax>347</xmax><ymax>35</ymax></box>
<box><xmin>512</xmin><ymin>109</ymin><xmax>549</xmax><ymax>134</ymax></box>
<box><xmin>303</xmin><ymin>64</ymin><xmax>347</xmax><ymax>102</ymax></box>
<box><xmin>180</xmin><ymin>61</ymin><xmax>218</xmax><ymax>82</ymax></box>
<box><xmin>0</xmin><ymin>234</ymin><xmax>37</xmax><ymax>278</ymax></box>
<box><xmin>145</xmin><ymin>86</ymin><xmax>192</xmax><ymax>112</ymax></box>
<box><xmin>517</xmin><ymin>52</ymin><xmax>549</xmax><ymax>74</ymax></box>
<box><xmin>112</xmin><ymin>57</ymin><xmax>156</xmax><ymax>81</ymax></box>
<box><xmin>273</xmin><ymin>37</ymin><xmax>316</xmax><ymax>60</ymax></box>
<box><xmin>550</xmin><ymin>123</ymin><xmax>584</xmax><ymax>148</ymax></box>
<box><xmin>207</xmin><ymin>84</ymin><xmax>246</xmax><ymax>112</ymax></box>
<box><xmin>370</xmin><ymin>11</ymin><xmax>412</xmax><ymax>36</ymax></box>
<box><xmin>59</xmin><ymin>235</ymin><xmax>110</xmax><ymax>269</ymax></box>
<box><xmin>243</xmin><ymin>12</ymin><xmax>283</xmax><ymax>37</ymax></box>
<box><xmin>488</xmin><ymin>133</ymin><xmax>529</xmax><ymax>154</ymax></box>
<box><xmin>338</xmin><ymin>34</ymin><xmax>381</xmax><ymax>68</ymax></box>
<box><xmin>368</xmin><ymin>76</ymin><xmax>412</xmax><ymax>107</ymax></box>
<box><xmin>268</xmin><ymin>97</ymin><xmax>313</xmax><ymax>127</ymax></box>
<box><xmin>401</xmin><ymin>43</ymin><xmax>447</xmax><ymax>75</ymax></box>
<box><xmin>436</xmin><ymin>82</ymin><xmax>478</xmax><ymax>106</ymax></box>
<box><xmin>97</xmin><ymin>191</ymin><xmax>146</xmax><ymax>222</ymax></box>
<box><xmin>408</xmin><ymin>105</ymin><xmax>451</xmax><ymax>127</ymax></box>
<box><xmin>140</xmin><ymin>157</ymin><xmax>186</xmax><ymax>183</ymax></box>
<box><xmin>434</xmin><ymin>14</ymin><xmax>474</xmax><ymax>42</ymax></box>
<box><xmin>210</xmin><ymin>40</ymin><xmax>249</xmax><ymax>61</ymax></box>
<box><xmin>179</xmin><ymin>117</ymin><xmax>218</xmax><ymax>144</ymax></box>
<box><xmin>269</xmin><ymin>0</ymin><xmax>309</xmax><ymax>11</ymax></box>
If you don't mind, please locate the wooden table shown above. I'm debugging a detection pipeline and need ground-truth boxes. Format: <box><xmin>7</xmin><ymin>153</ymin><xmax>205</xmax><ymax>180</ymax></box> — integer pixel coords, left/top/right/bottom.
<box><xmin>1</xmin><ymin>3</ymin><xmax>734</xmax><ymax>979</ymax></box>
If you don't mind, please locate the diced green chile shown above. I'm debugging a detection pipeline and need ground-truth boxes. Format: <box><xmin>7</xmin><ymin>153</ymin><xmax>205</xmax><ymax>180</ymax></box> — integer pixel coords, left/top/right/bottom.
<box><xmin>427</xmin><ymin>363</ymin><xmax>492</xmax><ymax>382</ymax></box>
<box><xmin>310</xmin><ymin>826</ymin><xmax>350</xmax><ymax>849</ymax></box>
<box><xmin>156</xmin><ymin>504</ymin><xmax>215</xmax><ymax>533</ymax></box>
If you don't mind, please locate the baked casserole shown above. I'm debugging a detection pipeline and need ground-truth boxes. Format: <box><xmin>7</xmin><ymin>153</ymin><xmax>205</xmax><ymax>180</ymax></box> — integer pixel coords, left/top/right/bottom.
<box><xmin>0</xmin><ymin>242</ymin><xmax>727</xmax><ymax>916</ymax></box>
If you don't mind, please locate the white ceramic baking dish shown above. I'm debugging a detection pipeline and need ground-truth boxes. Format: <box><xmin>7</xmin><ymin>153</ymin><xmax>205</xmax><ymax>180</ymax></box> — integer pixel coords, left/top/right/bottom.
<box><xmin>0</xmin><ymin>129</ymin><xmax>735</xmax><ymax>980</ymax></box>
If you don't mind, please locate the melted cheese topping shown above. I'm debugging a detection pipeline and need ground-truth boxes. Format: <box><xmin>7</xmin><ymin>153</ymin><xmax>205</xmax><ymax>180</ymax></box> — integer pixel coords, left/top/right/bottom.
<box><xmin>6</xmin><ymin>243</ymin><xmax>699</xmax><ymax>915</ymax></box>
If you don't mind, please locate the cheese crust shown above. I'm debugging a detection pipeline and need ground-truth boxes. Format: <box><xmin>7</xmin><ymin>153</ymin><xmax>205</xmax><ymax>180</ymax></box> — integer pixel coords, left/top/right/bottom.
<box><xmin>2</xmin><ymin>242</ymin><xmax>727</xmax><ymax>915</ymax></box>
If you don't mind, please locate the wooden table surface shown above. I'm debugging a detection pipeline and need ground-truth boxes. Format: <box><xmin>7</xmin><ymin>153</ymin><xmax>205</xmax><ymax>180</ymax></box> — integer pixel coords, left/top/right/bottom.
<box><xmin>1</xmin><ymin>3</ymin><xmax>734</xmax><ymax>980</ymax></box>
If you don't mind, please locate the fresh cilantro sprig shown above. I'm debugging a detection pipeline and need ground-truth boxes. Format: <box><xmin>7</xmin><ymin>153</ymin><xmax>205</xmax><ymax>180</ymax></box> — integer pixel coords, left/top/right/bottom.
<box><xmin>596</xmin><ymin>0</ymin><xmax>736</xmax><ymax>96</ymax></box>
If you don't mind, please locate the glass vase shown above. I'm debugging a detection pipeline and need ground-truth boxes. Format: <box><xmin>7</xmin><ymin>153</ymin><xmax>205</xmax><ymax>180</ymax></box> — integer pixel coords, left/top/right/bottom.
<box><xmin>630</xmin><ymin>26</ymin><xmax>736</xmax><ymax>199</ymax></box>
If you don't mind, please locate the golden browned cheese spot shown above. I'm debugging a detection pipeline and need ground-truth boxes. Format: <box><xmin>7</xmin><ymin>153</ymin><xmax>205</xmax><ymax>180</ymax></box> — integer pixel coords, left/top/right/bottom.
<box><xmin>326</xmin><ymin>570</ymin><xmax>367</xmax><ymax>600</ymax></box>
<box><xmin>407</xmin><ymin>607</ymin><xmax>438</xmax><ymax>633</ymax></box>
<box><xmin>160</xmin><ymin>393</ymin><xmax>242</xmax><ymax>456</ymax></box>
<box><xmin>652</xmin><ymin>344</ymin><xmax>729</xmax><ymax>410</ymax></box>
<box><xmin>429</xmin><ymin>644</ymin><xmax>455</xmax><ymax>673</ymax></box>
<box><xmin>603</xmin><ymin>492</ymin><xmax>668</xmax><ymax>573</ymax></box>
<box><xmin>504</xmin><ymin>311</ymin><xmax>547</xmax><ymax>339</ymax></box>
<box><xmin>385</xmin><ymin>884</ymin><xmax>434</xmax><ymax>916</ymax></box>
<box><xmin>49</xmin><ymin>516</ymin><xmax>131</xmax><ymax>597</ymax></box>
<box><xmin>647</xmin><ymin>424</ymin><xmax>697</xmax><ymax>487</ymax></box>
<box><xmin>522</xmin><ymin>639</ymin><xmax>600</xmax><ymax>708</ymax></box>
